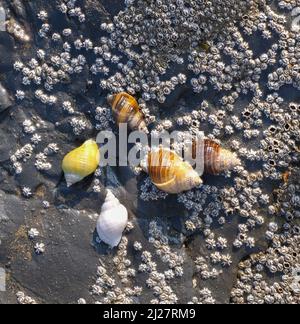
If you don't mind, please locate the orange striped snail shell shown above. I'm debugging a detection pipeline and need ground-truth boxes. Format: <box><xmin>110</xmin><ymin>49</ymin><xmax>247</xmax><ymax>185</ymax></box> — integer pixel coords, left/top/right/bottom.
<box><xmin>192</xmin><ymin>139</ymin><xmax>241</xmax><ymax>175</ymax></box>
<box><xmin>143</xmin><ymin>147</ymin><xmax>202</xmax><ymax>194</ymax></box>
<box><xmin>62</xmin><ymin>139</ymin><xmax>100</xmax><ymax>187</ymax></box>
<box><xmin>107</xmin><ymin>92</ymin><xmax>149</xmax><ymax>134</ymax></box>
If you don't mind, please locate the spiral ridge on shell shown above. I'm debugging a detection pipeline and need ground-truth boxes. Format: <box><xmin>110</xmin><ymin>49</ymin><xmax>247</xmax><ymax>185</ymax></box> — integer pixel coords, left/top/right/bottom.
<box><xmin>96</xmin><ymin>189</ymin><xmax>128</xmax><ymax>247</ymax></box>
<box><xmin>108</xmin><ymin>92</ymin><xmax>149</xmax><ymax>134</ymax></box>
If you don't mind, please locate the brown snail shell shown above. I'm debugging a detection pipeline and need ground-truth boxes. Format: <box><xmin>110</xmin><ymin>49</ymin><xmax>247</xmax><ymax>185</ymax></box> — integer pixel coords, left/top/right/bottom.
<box><xmin>143</xmin><ymin>147</ymin><xmax>202</xmax><ymax>194</ymax></box>
<box><xmin>107</xmin><ymin>92</ymin><xmax>149</xmax><ymax>134</ymax></box>
<box><xmin>192</xmin><ymin>139</ymin><xmax>241</xmax><ymax>175</ymax></box>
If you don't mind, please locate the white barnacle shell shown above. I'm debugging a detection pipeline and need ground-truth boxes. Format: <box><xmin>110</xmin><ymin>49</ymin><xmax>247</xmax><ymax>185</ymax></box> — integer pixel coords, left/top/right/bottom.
<box><xmin>96</xmin><ymin>190</ymin><xmax>128</xmax><ymax>247</ymax></box>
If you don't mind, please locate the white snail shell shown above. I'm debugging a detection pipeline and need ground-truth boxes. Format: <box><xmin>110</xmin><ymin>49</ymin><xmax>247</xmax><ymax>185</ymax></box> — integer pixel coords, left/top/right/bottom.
<box><xmin>96</xmin><ymin>190</ymin><xmax>128</xmax><ymax>247</ymax></box>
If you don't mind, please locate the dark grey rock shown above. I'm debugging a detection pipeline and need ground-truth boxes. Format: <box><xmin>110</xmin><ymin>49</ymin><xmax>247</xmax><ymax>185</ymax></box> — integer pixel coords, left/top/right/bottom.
<box><xmin>0</xmin><ymin>83</ymin><xmax>12</xmax><ymax>113</ymax></box>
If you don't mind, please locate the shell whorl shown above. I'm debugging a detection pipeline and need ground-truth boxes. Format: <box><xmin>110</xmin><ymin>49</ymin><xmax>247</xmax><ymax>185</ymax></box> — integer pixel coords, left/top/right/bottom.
<box><xmin>108</xmin><ymin>92</ymin><xmax>149</xmax><ymax>134</ymax></box>
<box><xmin>147</xmin><ymin>148</ymin><xmax>202</xmax><ymax>194</ymax></box>
<box><xmin>62</xmin><ymin>139</ymin><xmax>100</xmax><ymax>187</ymax></box>
<box><xmin>96</xmin><ymin>190</ymin><xmax>128</xmax><ymax>248</ymax></box>
<box><xmin>202</xmin><ymin>139</ymin><xmax>241</xmax><ymax>175</ymax></box>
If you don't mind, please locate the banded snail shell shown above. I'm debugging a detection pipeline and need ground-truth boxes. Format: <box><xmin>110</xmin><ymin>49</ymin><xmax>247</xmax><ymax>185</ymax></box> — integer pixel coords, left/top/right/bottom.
<box><xmin>107</xmin><ymin>92</ymin><xmax>149</xmax><ymax>134</ymax></box>
<box><xmin>192</xmin><ymin>139</ymin><xmax>241</xmax><ymax>175</ymax></box>
<box><xmin>62</xmin><ymin>139</ymin><xmax>100</xmax><ymax>187</ymax></box>
<box><xmin>96</xmin><ymin>190</ymin><xmax>128</xmax><ymax>247</ymax></box>
<box><xmin>144</xmin><ymin>148</ymin><xmax>202</xmax><ymax>194</ymax></box>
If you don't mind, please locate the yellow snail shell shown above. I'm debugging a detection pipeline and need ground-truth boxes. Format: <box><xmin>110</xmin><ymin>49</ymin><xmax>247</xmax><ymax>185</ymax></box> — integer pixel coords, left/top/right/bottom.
<box><xmin>192</xmin><ymin>139</ymin><xmax>241</xmax><ymax>175</ymax></box>
<box><xmin>143</xmin><ymin>148</ymin><xmax>202</xmax><ymax>194</ymax></box>
<box><xmin>107</xmin><ymin>92</ymin><xmax>149</xmax><ymax>134</ymax></box>
<box><xmin>62</xmin><ymin>139</ymin><xmax>100</xmax><ymax>187</ymax></box>
<box><xmin>96</xmin><ymin>190</ymin><xmax>128</xmax><ymax>247</ymax></box>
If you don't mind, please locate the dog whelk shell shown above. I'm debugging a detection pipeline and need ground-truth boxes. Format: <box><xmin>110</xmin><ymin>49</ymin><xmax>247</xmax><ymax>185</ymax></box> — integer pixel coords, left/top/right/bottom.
<box><xmin>62</xmin><ymin>139</ymin><xmax>100</xmax><ymax>187</ymax></box>
<box><xmin>192</xmin><ymin>139</ymin><xmax>241</xmax><ymax>175</ymax></box>
<box><xmin>107</xmin><ymin>92</ymin><xmax>149</xmax><ymax>134</ymax></box>
<box><xmin>96</xmin><ymin>190</ymin><xmax>128</xmax><ymax>247</ymax></box>
<box><xmin>143</xmin><ymin>147</ymin><xmax>202</xmax><ymax>194</ymax></box>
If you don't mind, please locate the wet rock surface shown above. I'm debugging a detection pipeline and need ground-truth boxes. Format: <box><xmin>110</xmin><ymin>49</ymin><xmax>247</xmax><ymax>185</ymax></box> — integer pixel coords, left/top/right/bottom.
<box><xmin>0</xmin><ymin>0</ymin><xmax>299</xmax><ymax>304</ymax></box>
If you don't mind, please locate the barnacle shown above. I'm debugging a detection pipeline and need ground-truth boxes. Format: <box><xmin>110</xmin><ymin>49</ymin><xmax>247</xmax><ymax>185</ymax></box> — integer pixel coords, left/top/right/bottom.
<box><xmin>96</xmin><ymin>190</ymin><xmax>128</xmax><ymax>248</ymax></box>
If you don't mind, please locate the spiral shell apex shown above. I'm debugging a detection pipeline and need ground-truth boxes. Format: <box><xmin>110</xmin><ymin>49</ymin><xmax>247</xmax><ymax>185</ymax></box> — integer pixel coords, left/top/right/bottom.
<box><xmin>193</xmin><ymin>139</ymin><xmax>241</xmax><ymax>175</ymax></box>
<box><xmin>96</xmin><ymin>190</ymin><xmax>128</xmax><ymax>247</ymax></box>
<box><xmin>145</xmin><ymin>148</ymin><xmax>202</xmax><ymax>194</ymax></box>
<box><xmin>108</xmin><ymin>92</ymin><xmax>149</xmax><ymax>134</ymax></box>
<box><xmin>62</xmin><ymin>139</ymin><xmax>100</xmax><ymax>187</ymax></box>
